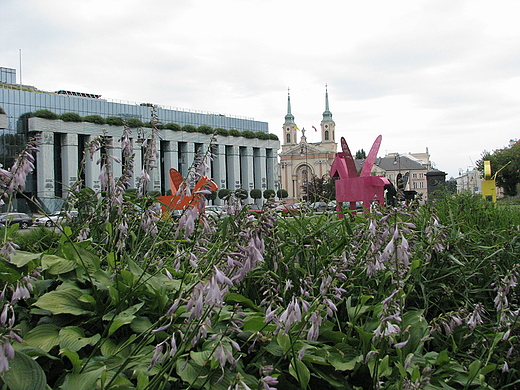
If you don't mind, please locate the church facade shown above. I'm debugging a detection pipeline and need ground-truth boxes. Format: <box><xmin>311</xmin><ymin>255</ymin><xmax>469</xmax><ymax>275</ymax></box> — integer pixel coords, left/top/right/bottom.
<box><xmin>279</xmin><ymin>89</ymin><xmax>338</xmax><ymax>203</ymax></box>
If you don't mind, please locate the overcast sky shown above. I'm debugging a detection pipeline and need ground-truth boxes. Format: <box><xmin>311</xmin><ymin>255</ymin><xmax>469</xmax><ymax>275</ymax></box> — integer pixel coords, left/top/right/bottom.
<box><xmin>2</xmin><ymin>0</ymin><xmax>520</xmax><ymax>178</ymax></box>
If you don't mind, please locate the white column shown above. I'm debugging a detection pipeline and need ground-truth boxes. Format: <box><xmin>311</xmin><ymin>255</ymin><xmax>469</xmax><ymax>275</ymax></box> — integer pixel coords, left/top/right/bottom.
<box><xmin>162</xmin><ymin>140</ymin><xmax>178</xmax><ymax>195</ymax></box>
<box><xmin>226</xmin><ymin>145</ymin><xmax>241</xmax><ymax>191</ymax></box>
<box><xmin>110</xmin><ymin>137</ymin><xmax>122</xmax><ymax>184</ymax></box>
<box><xmin>147</xmin><ymin>139</ymin><xmax>162</xmax><ymax>193</ymax></box>
<box><xmin>213</xmin><ymin>144</ymin><xmax>227</xmax><ymax>204</ymax></box>
<box><xmin>241</xmin><ymin>146</ymin><xmax>254</xmax><ymax>203</ymax></box>
<box><xmin>257</xmin><ymin>148</ymin><xmax>267</xmax><ymax>193</ymax></box>
<box><xmin>85</xmin><ymin>135</ymin><xmax>101</xmax><ymax>192</ymax></box>
<box><xmin>36</xmin><ymin>131</ymin><xmax>55</xmax><ymax>200</ymax></box>
<box><xmin>61</xmin><ymin>133</ymin><xmax>78</xmax><ymax>198</ymax></box>
<box><xmin>267</xmin><ymin>149</ymin><xmax>277</xmax><ymax>193</ymax></box>
<box><xmin>131</xmin><ymin>139</ymin><xmax>142</xmax><ymax>189</ymax></box>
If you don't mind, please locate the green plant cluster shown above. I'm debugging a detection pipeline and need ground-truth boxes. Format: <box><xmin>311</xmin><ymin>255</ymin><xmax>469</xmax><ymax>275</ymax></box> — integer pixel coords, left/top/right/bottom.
<box><xmin>2</xmin><ymin>136</ymin><xmax>520</xmax><ymax>389</ymax></box>
<box><xmin>30</xmin><ymin>110</ymin><xmax>279</xmax><ymax>140</ymax></box>
<box><xmin>0</xmin><ymin>106</ymin><xmax>6</xmax><ymax>115</ymax></box>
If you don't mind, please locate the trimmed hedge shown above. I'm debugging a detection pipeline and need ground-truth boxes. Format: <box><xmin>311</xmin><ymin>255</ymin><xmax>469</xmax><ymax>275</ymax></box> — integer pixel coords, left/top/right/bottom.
<box><xmin>27</xmin><ymin>110</ymin><xmax>278</xmax><ymax>141</ymax></box>
<box><xmin>127</xmin><ymin>118</ymin><xmax>144</xmax><ymax>128</ymax></box>
<box><xmin>83</xmin><ymin>115</ymin><xmax>106</xmax><ymax>125</ymax></box>
<box><xmin>0</xmin><ymin>107</ymin><xmax>5</xmax><ymax>115</ymax></box>
<box><xmin>106</xmin><ymin>116</ymin><xmax>125</xmax><ymax>126</ymax></box>
<box><xmin>59</xmin><ymin>112</ymin><xmax>82</xmax><ymax>122</ymax></box>
<box><xmin>33</xmin><ymin>109</ymin><xmax>59</xmax><ymax>120</ymax></box>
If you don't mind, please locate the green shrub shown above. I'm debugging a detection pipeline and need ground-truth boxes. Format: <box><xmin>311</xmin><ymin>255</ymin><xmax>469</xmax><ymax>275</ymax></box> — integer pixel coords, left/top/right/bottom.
<box><xmin>126</xmin><ymin>118</ymin><xmax>144</xmax><ymax>128</ymax></box>
<box><xmin>205</xmin><ymin>190</ymin><xmax>218</xmax><ymax>201</ymax></box>
<box><xmin>228</xmin><ymin>129</ymin><xmax>241</xmax><ymax>137</ymax></box>
<box><xmin>164</xmin><ymin>123</ymin><xmax>181</xmax><ymax>131</ymax></box>
<box><xmin>218</xmin><ymin>188</ymin><xmax>231</xmax><ymax>199</ymax></box>
<box><xmin>215</xmin><ymin>128</ymin><xmax>229</xmax><ymax>136</ymax></box>
<box><xmin>11</xmin><ymin>226</ymin><xmax>60</xmax><ymax>252</ymax></box>
<box><xmin>182</xmin><ymin>125</ymin><xmax>197</xmax><ymax>133</ymax></box>
<box><xmin>256</xmin><ymin>132</ymin><xmax>270</xmax><ymax>140</ymax></box>
<box><xmin>235</xmin><ymin>188</ymin><xmax>248</xmax><ymax>199</ymax></box>
<box><xmin>59</xmin><ymin>112</ymin><xmax>82</xmax><ymax>122</ymax></box>
<box><xmin>277</xmin><ymin>189</ymin><xmax>288</xmax><ymax>198</ymax></box>
<box><xmin>263</xmin><ymin>189</ymin><xmax>275</xmax><ymax>199</ymax></box>
<box><xmin>268</xmin><ymin>133</ymin><xmax>279</xmax><ymax>140</ymax></box>
<box><xmin>0</xmin><ymin>107</ymin><xmax>5</xmax><ymax>114</ymax></box>
<box><xmin>197</xmin><ymin>125</ymin><xmax>214</xmax><ymax>135</ymax></box>
<box><xmin>250</xmin><ymin>189</ymin><xmax>262</xmax><ymax>199</ymax></box>
<box><xmin>33</xmin><ymin>109</ymin><xmax>58</xmax><ymax>120</ymax></box>
<box><xmin>241</xmin><ymin>130</ymin><xmax>256</xmax><ymax>139</ymax></box>
<box><xmin>106</xmin><ymin>116</ymin><xmax>124</xmax><ymax>126</ymax></box>
<box><xmin>83</xmin><ymin>115</ymin><xmax>106</xmax><ymax>125</ymax></box>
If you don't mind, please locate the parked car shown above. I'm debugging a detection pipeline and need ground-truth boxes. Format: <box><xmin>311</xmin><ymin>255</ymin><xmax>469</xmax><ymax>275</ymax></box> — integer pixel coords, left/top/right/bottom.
<box><xmin>205</xmin><ymin>205</ymin><xmax>224</xmax><ymax>218</ymax></box>
<box><xmin>0</xmin><ymin>213</ymin><xmax>33</xmax><ymax>229</ymax></box>
<box><xmin>34</xmin><ymin>211</ymin><xmax>78</xmax><ymax>227</ymax></box>
<box><xmin>274</xmin><ymin>204</ymin><xmax>300</xmax><ymax>215</ymax></box>
<box><xmin>245</xmin><ymin>204</ymin><xmax>263</xmax><ymax>214</ymax></box>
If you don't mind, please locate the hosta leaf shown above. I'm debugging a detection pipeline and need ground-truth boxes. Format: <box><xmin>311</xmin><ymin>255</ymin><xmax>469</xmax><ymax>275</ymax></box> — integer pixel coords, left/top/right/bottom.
<box><xmin>41</xmin><ymin>254</ymin><xmax>77</xmax><ymax>274</ymax></box>
<box><xmin>60</xmin><ymin>348</ymin><xmax>83</xmax><ymax>373</ymax></box>
<box><xmin>8</xmin><ymin>251</ymin><xmax>41</xmax><ymax>267</ymax></box>
<box><xmin>1</xmin><ymin>351</ymin><xmax>46</xmax><ymax>390</ymax></box>
<box><xmin>103</xmin><ymin>302</ymin><xmax>144</xmax><ymax>336</ymax></box>
<box><xmin>289</xmin><ymin>358</ymin><xmax>310</xmax><ymax>389</ymax></box>
<box><xmin>60</xmin><ymin>366</ymin><xmax>105</xmax><ymax>390</ymax></box>
<box><xmin>59</xmin><ymin>326</ymin><xmax>101</xmax><ymax>352</ymax></box>
<box><xmin>61</xmin><ymin>242</ymin><xmax>101</xmax><ymax>274</ymax></box>
<box><xmin>33</xmin><ymin>285</ymin><xmax>93</xmax><ymax>316</ymax></box>
<box><xmin>23</xmin><ymin>324</ymin><xmax>60</xmax><ymax>353</ymax></box>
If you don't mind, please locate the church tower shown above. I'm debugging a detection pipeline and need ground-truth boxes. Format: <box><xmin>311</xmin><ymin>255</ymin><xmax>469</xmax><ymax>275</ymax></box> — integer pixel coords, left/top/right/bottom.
<box><xmin>321</xmin><ymin>85</ymin><xmax>336</xmax><ymax>143</ymax></box>
<box><xmin>282</xmin><ymin>90</ymin><xmax>298</xmax><ymax>146</ymax></box>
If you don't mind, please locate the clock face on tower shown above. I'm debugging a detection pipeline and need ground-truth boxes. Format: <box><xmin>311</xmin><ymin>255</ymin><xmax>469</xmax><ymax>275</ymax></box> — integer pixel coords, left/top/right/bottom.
<box><xmin>325</xmin><ymin>125</ymin><xmax>328</xmax><ymax>129</ymax></box>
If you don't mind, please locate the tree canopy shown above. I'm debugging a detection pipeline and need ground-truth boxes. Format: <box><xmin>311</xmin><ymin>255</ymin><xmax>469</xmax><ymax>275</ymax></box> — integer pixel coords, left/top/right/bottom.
<box><xmin>477</xmin><ymin>142</ymin><xmax>520</xmax><ymax>196</ymax></box>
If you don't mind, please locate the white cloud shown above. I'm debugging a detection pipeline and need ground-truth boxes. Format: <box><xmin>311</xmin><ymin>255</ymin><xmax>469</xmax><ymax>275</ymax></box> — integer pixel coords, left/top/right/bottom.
<box><xmin>2</xmin><ymin>0</ymin><xmax>520</xmax><ymax>178</ymax></box>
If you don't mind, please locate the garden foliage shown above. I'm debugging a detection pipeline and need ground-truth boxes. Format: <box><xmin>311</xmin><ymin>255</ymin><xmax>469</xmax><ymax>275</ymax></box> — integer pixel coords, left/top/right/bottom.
<box><xmin>1</xmin><ymin>126</ymin><xmax>520</xmax><ymax>389</ymax></box>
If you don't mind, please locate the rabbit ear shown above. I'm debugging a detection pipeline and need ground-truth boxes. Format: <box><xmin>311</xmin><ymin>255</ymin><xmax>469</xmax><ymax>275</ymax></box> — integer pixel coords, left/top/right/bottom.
<box><xmin>360</xmin><ymin>135</ymin><xmax>383</xmax><ymax>177</ymax></box>
<box><xmin>340</xmin><ymin>137</ymin><xmax>358</xmax><ymax>178</ymax></box>
<box><xmin>169</xmin><ymin>168</ymin><xmax>184</xmax><ymax>194</ymax></box>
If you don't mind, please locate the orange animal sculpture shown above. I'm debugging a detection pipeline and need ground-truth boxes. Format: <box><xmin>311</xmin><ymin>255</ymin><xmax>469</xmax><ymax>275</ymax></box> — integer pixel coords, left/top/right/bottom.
<box><xmin>330</xmin><ymin>136</ymin><xmax>390</xmax><ymax>217</ymax></box>
<box><xmin>156</xmin><ymin>168</ymin><xmax>218</xmax><ymax>213</ymax></box>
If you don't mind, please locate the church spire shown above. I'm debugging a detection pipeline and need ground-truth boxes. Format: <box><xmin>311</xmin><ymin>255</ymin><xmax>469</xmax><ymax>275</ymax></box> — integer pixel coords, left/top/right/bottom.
<box><xmin>322</xmin><ymin>84</ymin><xmax>333</xmax><ymax>122</ymax></box>
<box><xmin>284</xmin><ymin>88</ymin><xmax>295</xmax><ymax>125</ymax></box>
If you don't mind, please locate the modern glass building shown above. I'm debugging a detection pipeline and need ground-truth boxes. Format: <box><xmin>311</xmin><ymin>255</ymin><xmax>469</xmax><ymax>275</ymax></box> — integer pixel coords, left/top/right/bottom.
<box><xmin>0</xmin><ymin>67</ymin><xmax>279</xmax><ymax>212</ymax></box>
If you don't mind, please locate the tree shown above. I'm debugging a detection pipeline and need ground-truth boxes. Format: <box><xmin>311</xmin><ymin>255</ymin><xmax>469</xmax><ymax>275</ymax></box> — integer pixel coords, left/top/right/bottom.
<box><xmin>355</xmin><ymin>149</ymin><xmax>366</xmax><ymax>159</ymax></box>
<box><xmin>205</xmin><ymin>190</ymin><xmax>218</xmax><ymax>201</ymax></box>
<box><xmin>250</xmin><ymin>189</ymin><xmax>262</xmax><ymax>200</ymax></box>
<box><xmin>235</xmin><ymin>188</ymin><xmax>248</xmax><ymax>200</ymax></box>
<box><xmin>477</xmin><ymin>142</ymin><xmax>520</xmax><ymax>196</ymax></box>
<box><xmin>263</xmin><ymin>189</ymin><xmax>275</xmax><ymax>199</ymax></box>
<box><xmin>218</xmin><ymin>189</ymin><xmax>231</xmax><ymax>199</ymax></box>
<box><xmin>277</xmin><ymin>189</ymin><xmax>288</xmax><ymax>199</ymax></box>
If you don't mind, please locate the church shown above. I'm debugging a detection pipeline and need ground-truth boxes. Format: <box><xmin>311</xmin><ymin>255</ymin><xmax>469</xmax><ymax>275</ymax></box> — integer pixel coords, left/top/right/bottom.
<box><xmin>279</xmin><ymin>88</ymin><xmax>338</xmax><ymax>203</ymax></box>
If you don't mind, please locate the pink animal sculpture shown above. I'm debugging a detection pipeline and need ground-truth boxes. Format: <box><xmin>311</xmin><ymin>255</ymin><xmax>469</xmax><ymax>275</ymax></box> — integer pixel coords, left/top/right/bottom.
<box><xmin>330</xmin><ymin>136</ymin><xmax>390</xmax><ymax>216</ymax></box>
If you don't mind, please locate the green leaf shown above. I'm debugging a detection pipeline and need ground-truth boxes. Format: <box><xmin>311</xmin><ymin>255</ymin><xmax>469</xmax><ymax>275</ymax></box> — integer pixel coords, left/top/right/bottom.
<box><xmin>60</xmin><ymin>348</ymin><xmax>83</xmax><ymax>373</ymax></box>
<box><xmin>1</xmin><ymin>351</ymin><xmax>46</xmax><ymax>390</ymax></box>
<box><xmin>33</xmin><ymin>285</ymin><xmax>93</xmax><ymax>316</ymax></box>
<box><xmin>224</xmin><ymin>292</ymin><xmax>261</xmax><ymax>311</ymax></box>
<box><xmin>8</xmin><ymin>251</ymin><xmax>41</xmax><ymax>267</ymax></box>
<box><xmin>190</xmin><ymin>350</ymin><xmax>212</xmax><ymax>367</ymax></box>
<box><xmin>59</xmin><ymin>326</ymin><xmax>101</xmax><ymax>352</ymax></box>
<box><xmin>61</xmin><ymin>242</ymin><xmax>101</xmax><ymax>275</ymax></box>
<box><xmin>60</xmin><ymin>366</ymin><xmax>105</xmax><ymax>390</ymax></box>
<box><xmin>0</xmin><ymin>260</ymin><xmax>22</xmax><ymax>283</ymax></box>
<box><xmin>41</xmin><ymin>254</ymin><xmax>77</xmax><ymax>274</ymax></box>
<box><xmin>289</xmin><ymin>359</ymin><xmax>310</xmax><ymax>389</ymax></box>
<box><xmin>103</xmin><ymin>302</ymin><xmax>144</xmax><ymax>336</ymax></box>
<box><xmin>243</xmin><ymin>314</ymin><xmax>269</xmax><ymax>332</ymax></box>
<box><xmin>277</xmin><ymin>333</ymin><xmax>291</xmax><ymax>354</ymax></box>
<box><xmin>23</xmin><ymin>324</ymin><xmax>60</xmax><ymax>353</ymax></box>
